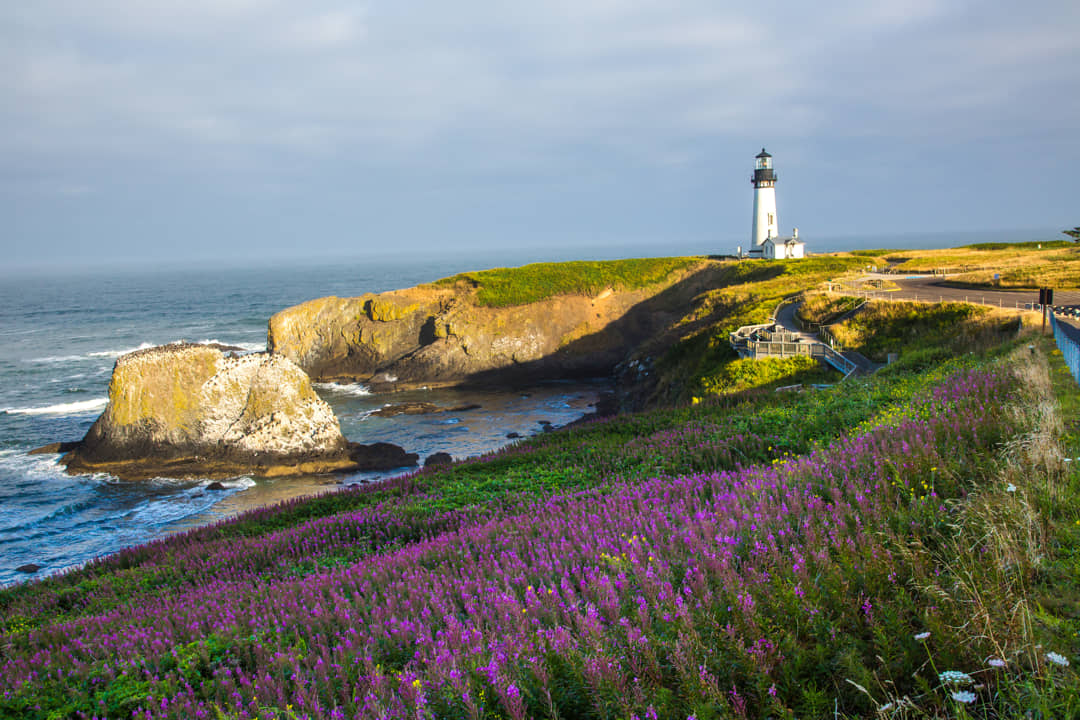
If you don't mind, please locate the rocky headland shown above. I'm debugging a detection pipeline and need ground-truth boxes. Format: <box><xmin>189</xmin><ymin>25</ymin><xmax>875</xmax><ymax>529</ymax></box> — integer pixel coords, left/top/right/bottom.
<box><xmin>58</xmin><ymin>259</ymin><xmax>726</xmax><ymax>479</ymax></box>
<box><xmin>267</xmin><ymin>260</ymin><xmax>716</xmax><ymax>391</ymax></box>
<box><xmin>61</xmin><ymin>344</ymin><xmax>416</xmax><ymax>480</ymax></box>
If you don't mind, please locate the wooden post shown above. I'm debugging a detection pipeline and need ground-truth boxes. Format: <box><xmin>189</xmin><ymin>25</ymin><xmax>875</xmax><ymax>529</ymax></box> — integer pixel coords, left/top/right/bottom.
<box><xmin>1040</xmin><ymin>288</ymin><xmax>1054</xmax><ymax>335</ymax></box>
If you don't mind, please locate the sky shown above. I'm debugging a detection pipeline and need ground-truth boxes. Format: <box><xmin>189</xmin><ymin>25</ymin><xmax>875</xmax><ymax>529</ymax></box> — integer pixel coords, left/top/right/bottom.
<box><xmin>3</xmin><ymin>0</ymin><xmax>1079</xmax><ymax>270</ymax></box>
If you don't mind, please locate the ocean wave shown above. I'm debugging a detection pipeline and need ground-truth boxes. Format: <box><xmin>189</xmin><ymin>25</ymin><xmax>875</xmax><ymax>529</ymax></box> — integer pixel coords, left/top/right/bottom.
<box><xmin>0</xmin><ymin>451</ymin><xmax>63</xmax><ymax>477</ymax></box>
<box><xmin>87</xmin><ymin>342</ymin><xmax>156</xmax><ymax>359</ymax></box>
<box><xmin>29</xmin><ymin>354</ymin><xmax>90</xmax><ymax>364</ymax></box>
<box><xmin>314</xmin><ymin>382</ymin><xmax>372</xmax><ymax>397</ymax></box>
<box><xmin>48</xmin><ymin>373</ymin><xmax>88</xmax><ymax>383</ymax></box>
<box><xmin>203</xmin><ymin>476</ymin><xmax>256</xmax><ymax>490</ymax></box>
<box><xmin>30</xmin><ymin>339</ymin><xmax>263</xmax><ymax>366</ymax></box>
<box><xmin>193</xmin><ymin>339</ymin><xmax>265</xmax><ymax>353</ymax></box>
<box><xmin>145</xmin><ymin>476</ymin><xmax>257</xmax><ymax>491</ymax></box>
<box><xmin>2</xmin><ymin>398</ymin><xmax>108</xmax><ymax>416</ymax></box>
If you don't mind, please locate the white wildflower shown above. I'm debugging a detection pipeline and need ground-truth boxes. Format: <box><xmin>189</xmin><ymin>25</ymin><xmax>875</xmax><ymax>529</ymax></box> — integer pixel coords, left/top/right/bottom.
<box><xmin>1005</xmin><ymin>483</ymin><xmax>1017</xmax><ymax>493</ymax></box>
<box><xmin>1046</xmin><ymin>651</ymin><xmax>1070</xmax><ymax>667</ymax></box>
<box><xmin>939</xmin><ymin>670</ymin><xmax>973</xmax><ymax>685</ymax></box>
<box><xmin>951</xmin><ymin>690</ymin><xmax>976</xmax><ymax>704</ymax></box>
<box><xmin>987</xmin><ymin>658</ymin><xmax>1007</xmax><ymax>668</ymax></box>
<box><xmin>914</xmin><ymin>631</ymin><xmax>930</xmax><ymax>641</ymax></box>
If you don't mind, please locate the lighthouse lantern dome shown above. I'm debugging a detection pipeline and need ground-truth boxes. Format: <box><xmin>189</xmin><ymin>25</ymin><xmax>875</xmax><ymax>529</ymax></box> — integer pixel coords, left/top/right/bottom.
<box><xmin>755</xmin><ymin>148</ymin><xmax>772</xmax><ymax>170</ymax></box>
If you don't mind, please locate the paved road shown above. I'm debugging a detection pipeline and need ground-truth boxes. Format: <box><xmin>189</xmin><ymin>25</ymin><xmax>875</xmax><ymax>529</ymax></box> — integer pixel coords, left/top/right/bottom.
<box><xmin>774</xmin><ymin>301</ymin><xmax>814</xmax><ymax>337</ymax></box>
<box><xmin>775</xmin><ymin>299</ymin><xmax>877</xmax><ymax>374</ymax></box>
<box><xmin>859</xmin><ymin>275</ymin><xmax>1080</xmax><ymax>310</ymax></box>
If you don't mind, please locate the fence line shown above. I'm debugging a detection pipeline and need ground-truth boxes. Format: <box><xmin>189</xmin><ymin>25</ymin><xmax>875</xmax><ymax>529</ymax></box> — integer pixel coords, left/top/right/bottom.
<box><xmin>1051</xmin><ymin>314</ymin><xmax>1080</xmax><ymax>385</ymax></box>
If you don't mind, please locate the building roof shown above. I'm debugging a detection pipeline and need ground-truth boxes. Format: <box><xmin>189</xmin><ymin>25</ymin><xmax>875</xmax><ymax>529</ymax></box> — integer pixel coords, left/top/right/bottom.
<box><xmin>756</xmin><ymin>148</ymin><xmax>772</xmax><ymax>158</ymax></box>
<box><xmin>764</xmin><ymin>235</ymin><xmax>804</xmax><ymax>246</ymax></box>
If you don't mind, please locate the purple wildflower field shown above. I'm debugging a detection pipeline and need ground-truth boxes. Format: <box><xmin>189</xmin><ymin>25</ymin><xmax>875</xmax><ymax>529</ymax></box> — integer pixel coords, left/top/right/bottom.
<box><xmin>0</xmin><ymin>366</ymin><xmax>1040</xmax><ymax>718</ymax></box>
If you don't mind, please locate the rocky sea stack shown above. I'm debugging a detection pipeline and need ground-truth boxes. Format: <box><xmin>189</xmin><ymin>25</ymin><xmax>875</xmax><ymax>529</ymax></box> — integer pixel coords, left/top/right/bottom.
<box><xmin>62</xmin><ymin>344</ymin><xmax>392</xmax><ymax>480</ymax></box>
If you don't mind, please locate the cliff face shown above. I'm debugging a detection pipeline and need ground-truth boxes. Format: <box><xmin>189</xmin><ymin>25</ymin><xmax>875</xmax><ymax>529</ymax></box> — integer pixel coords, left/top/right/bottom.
<box><xmin>268</xmin><ymin>264</ymin><xmax>711</xmax><ymax>388</ymax></box>
<box><xmin>64</xmin><ymin>344</ymin><xmax>356</xmax><ymax>480</ymax></box>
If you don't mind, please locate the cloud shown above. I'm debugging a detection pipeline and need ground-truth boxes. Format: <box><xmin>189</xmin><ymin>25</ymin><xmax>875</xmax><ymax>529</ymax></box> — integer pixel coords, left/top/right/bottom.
<box><xmin>1</xmin><ymin>0</ymin><xmax>1077</xmax><ymax>210</ymax></box>
<box><xmin>277</xmin><ymin>9</ymin><xmax>367</xmax><ymax>51</ymax></box>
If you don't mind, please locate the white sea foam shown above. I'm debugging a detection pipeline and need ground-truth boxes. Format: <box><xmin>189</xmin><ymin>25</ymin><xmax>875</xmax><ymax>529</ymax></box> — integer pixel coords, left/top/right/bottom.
<box><xmin>193</xmin><ymin>339</ymin><xmax>265</xmax><ymax>353</ymax></box>
<box><xmin>0</xmin><ymin>450</ymin><xmax>66</xmax><ymax>480</ymax></box>
<box><xmin>31</xmin><ymin>339</ymin><xmax>263</xmax><ymax>366</ymax></box>
<box><xmin>3</xmin><ymin>398</ymin><xmax>108</xmax><ymax>416</ymax></box>
<box><xmin>87</xmin><ymin>342</ymin><xmax>155</xmax><ymax>359</ymax></box>
<box><xmin>206</xmin><ymin>476</ymin><xmax>257</xmax><ymax>490</ymax></box>
<box><xmin>314</xmin><ymin>382</ymin><xmax>372</xmax><ymax>397</ymax></box>
<box><xmin>147</xmin><ymin>476</ymin><xmax>256</xmax><ymax>491</ymax></box>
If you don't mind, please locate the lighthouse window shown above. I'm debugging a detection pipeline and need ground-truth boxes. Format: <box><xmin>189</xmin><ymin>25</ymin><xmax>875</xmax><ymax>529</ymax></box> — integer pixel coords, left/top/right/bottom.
<box><xmin>768</xmin><ymin>213</ymin><xmax>774</xmax><ymax>226</ymax></box>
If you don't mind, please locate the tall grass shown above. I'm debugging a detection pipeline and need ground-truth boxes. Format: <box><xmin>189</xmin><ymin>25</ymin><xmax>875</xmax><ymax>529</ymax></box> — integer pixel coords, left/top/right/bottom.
<box><xmin>847</xmin><ymin>346</ymin><xmax>1080</xmax><ymax>719</ymax></box>
<box><xmin>797</xmin><ymin>294</ymin><xmax>860</xmax><ymax>325</ymax></box>
<box><xmin>883</xmin><ymin>240</ymin><xmax>1080</xmax><ymax>288</ymax></box>
<box><xmin>828</xmin><ymin>301</ymin><xmax>1022</xmax><ymax>363</ymax></box>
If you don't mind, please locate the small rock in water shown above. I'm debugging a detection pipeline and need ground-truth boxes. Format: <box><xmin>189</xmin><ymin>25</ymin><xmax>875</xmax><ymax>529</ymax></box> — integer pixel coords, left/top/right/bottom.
<box><xmin>206</xmin><ymin>482</ymin><xmax>227</xmax><ymax>491</ymax></box>
<box><xmin>506</xmin><ymin>432</ymin><xmax>521</xmax><ymax>439</ymax></box>
<box><xmin>372</xmin><ymin>402</ymin><xmax>441</xmax><ymax>418</ymax></box>
<box><xmin>28</xmin><ymin>441</ymin><xmax>81</xmax><ymax>455</ymax></box>
<box><xmin>424</xmin><ymin>452</ymin><xmax>453</xmax><ymax>467</ymax></box>
<box><xmin>347</xmin><ymin>442</ymin><xmax>419</xmax><ymax>471</ymax></box>
<box><xmin>16</xmin><ymin>564</ymin><xmax>41</xmax><ymax>574</ymax></box>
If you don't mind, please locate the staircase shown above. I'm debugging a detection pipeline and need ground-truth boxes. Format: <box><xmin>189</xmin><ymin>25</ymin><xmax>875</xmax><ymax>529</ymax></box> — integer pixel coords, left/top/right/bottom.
<box><xmin>729</xmin><ymin>299</ymin><xmax>878</xmax><ymax>379</ymax></box>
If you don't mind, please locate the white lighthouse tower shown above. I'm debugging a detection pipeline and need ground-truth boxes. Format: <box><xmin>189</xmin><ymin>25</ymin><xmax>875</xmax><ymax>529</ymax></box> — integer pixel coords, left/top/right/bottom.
<box><xmin>751</xmin><ymin>148</ymin><xmax>778</xmax><ymax>250</ymax></box>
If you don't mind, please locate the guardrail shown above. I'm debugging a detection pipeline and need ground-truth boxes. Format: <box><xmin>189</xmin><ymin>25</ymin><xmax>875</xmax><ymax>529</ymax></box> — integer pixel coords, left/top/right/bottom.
<box><xmin>819</xmin><ymin>325</ymin><xmax>843</xmax><ymax>351</ymax></box>
<box><xmin>748</xmin><ymin>340</ymin><xmax>810</xmax><ymax>358</ymax></box>
<box><xmin>818</xmin><ymin>344</ymin><xmax>858</xmax><ymax>376</ymax></box>
<box><xmin>744</xmin><ymin>337</ymin><xmax>859</xmax><ymax>376</ymax></box>
<box><xmin>730</xmin><ymin>321</ymin><xmax>860</xmax><ymax>377</ymax></box>
<box><xmin>1051</xmin><ymin>314</ymin><xmax>1080</xmax><ymax>385</ymax></box>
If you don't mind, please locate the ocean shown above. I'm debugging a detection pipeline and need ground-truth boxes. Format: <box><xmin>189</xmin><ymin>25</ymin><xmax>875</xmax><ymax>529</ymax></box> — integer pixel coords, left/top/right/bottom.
<box><xmin>0</xmin><ymin>229</ymin><xmax>1059</xmax><ymax>586</ymax></box>
<box><xmin>0</xmin><ymin>249</ymin><xmax>621</xmax><ymax>586</ymax></box>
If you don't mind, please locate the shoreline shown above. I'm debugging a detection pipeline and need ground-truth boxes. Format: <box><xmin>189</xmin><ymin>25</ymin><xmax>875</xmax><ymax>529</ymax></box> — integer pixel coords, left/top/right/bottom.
<box><xmin>2</xmin><ymin>378</ymin><xmax>609</xmax><ymax>585</ymax></box>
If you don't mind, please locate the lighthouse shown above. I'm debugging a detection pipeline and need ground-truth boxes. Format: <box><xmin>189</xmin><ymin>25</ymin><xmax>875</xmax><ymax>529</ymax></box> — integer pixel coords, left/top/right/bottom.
<box><xmin>751</xmin><ymin>148</ymin><xmax>778</xmax><ymax>249</ymax></box>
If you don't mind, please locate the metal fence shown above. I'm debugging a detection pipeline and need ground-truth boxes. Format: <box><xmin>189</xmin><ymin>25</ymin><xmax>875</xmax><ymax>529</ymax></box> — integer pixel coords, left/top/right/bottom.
<box><xmin>1051</xmin><ymin>314</ymin><xmax>1080</xmax><ymax>385</ymax></box>
<box><xmin>745</xmin><ymin>338</ymin><xmax>858</xmax><ymax>376</ymax></box>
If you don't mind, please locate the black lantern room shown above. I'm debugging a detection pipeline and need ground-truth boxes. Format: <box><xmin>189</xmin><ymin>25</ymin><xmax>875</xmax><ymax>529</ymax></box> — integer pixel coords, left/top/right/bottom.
<box><xmin>752</xmin><ymin>148</ymin><xmax>776</xmax><ymax>187</ymax></box>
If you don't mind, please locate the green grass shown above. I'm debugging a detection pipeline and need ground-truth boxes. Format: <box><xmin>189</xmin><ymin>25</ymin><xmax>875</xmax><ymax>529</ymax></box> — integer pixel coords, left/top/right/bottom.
<box><xmin>699</xmin><ymin>355</ymin><xmax>840</xmax><ymax>396</ymax></box>
<box><xmin>432</xmin><ymin>257</ymin><xmax>702</xmax><ymax>307</ymax></box>
<box><xmin>847</xmin><ymin>248</ymin><xmax>902</xmax><ymax>257</ymax></box>
<box><xmin>962</xmin><ymin>240</ymin><xmax>1073</xmax><ymax>251</ymax></box>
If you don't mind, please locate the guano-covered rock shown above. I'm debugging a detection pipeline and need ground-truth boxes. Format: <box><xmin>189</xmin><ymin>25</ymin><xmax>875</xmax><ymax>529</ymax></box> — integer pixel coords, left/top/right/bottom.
<box><xmin>63</xmin><ymin>344</ymin><xmax>358</xmax><ymax>480</ymax></box>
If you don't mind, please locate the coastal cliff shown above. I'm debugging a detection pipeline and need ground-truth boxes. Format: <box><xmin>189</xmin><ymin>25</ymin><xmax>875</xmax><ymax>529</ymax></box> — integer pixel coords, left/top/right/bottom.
<box><xmin>62</xmin><ymin>344</ymin><xmax>409</xmax><ymax>480</ymax></box>
<box><xmin>268</xmin><ymin>259</ymin><xmax>712</xmax><ymax>388</ymax></box>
